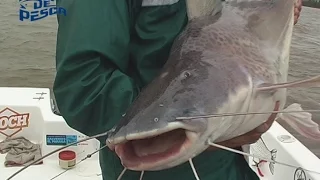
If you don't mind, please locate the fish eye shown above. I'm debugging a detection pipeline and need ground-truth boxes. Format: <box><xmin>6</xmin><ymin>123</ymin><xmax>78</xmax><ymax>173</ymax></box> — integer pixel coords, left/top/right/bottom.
<box><xmin>182</xmin><ymin>71</ymin><xmax>191</xmax><ymax>78</ymax></box>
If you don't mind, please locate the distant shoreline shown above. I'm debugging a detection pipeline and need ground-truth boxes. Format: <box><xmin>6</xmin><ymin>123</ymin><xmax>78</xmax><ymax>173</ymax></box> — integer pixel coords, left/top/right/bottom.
<box><xmin>303</xmin><ymin>2</ymin><xmax>320</xmax><ymax>8</ymax></box>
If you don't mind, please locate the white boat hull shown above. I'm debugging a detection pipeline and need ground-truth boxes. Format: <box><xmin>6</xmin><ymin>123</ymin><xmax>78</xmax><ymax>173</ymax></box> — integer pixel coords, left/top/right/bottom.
<box><xmin>0</xmin><ymin>87</ymin><xmax>319</xmax><ymax>180</ymax></box>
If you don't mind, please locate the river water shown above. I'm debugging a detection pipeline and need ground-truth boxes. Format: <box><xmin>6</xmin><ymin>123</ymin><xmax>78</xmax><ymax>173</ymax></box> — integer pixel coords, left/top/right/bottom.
<box><xmin>0</xmin><ymin>1</ymin><xmax>319</xmax><ymax>157</ymax></box>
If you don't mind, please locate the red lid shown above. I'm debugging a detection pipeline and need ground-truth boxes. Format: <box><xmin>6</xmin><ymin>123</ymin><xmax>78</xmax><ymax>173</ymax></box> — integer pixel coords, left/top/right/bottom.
<box><xmin>59</xmin><ymin>150</ymin><xmax>76</xmax><ymax>160</ymax></box>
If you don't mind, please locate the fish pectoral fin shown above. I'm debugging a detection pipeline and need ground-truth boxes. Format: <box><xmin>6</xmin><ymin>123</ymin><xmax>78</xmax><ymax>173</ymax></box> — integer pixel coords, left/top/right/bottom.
<box><xmin>277</xmin><ymin>103</ymin><xmax>320</xmax><ymax>141</ymax></box>
<box><xmin>257</xmin><ymin>75</ymin><xmax>320</xmax><ymax>91</ymax></box>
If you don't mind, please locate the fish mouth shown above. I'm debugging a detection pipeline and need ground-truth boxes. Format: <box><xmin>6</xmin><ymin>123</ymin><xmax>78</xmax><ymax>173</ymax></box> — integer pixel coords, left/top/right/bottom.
<box><xmin>108</xmin><ymin>128</ymin><xmax>199</xmax><ymax>171</ymax></box>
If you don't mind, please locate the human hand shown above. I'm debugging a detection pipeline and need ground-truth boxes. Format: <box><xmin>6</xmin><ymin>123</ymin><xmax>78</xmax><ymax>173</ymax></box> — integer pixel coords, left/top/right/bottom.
<box><xmin>294</xmin><ymin>0</ymin><xmax>302</xmax><ymax>25</ymax></box>
<box><xmin>206</xmin><ymin>101</ymin><xmax>280</xmax><ymax>151</ymax></box>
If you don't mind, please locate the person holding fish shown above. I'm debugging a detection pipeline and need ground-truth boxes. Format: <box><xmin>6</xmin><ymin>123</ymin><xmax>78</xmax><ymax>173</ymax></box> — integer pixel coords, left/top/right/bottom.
<box><xmin>53</xmin><ymin>0</ymin><xmax>302</xmax><ymax>180</ymax></box>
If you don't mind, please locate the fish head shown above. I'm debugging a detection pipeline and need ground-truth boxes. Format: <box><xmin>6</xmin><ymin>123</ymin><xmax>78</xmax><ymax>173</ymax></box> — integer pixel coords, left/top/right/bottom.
<box><xmin>106</xmin><ymin>36</ymin><xmax>253</xmax><ymax>172</ymax></box>
<box><xmin>106</xmin><ymin>47</ymin><xmax>216</xmax><ymax>171</ymax></box>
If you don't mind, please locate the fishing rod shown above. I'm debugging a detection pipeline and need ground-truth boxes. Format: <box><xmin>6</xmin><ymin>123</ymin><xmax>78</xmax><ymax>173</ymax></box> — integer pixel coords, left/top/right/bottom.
<box><xmin>6</xmin><ymin>131</ymin><xmax>111</xmax><ymax>180</ymax></box>
<box><xmin>6</xmin><ymin>108</ymin><xmax>320</xmax><ymax>179</ymax></box>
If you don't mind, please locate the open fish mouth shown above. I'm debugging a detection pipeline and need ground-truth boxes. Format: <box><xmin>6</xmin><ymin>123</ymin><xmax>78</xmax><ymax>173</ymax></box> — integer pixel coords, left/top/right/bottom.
<box><xmin>108</xmin><ymin>128</ymin><xmax>199</xmax><ymax>171</ymax></box>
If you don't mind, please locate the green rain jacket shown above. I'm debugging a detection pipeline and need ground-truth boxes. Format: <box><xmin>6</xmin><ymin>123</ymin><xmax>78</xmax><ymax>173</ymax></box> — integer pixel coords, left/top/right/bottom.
<box><xmin>53</xmin><ymin>0</ymin><xmax>259</xmax><ymax>180</ymax></box>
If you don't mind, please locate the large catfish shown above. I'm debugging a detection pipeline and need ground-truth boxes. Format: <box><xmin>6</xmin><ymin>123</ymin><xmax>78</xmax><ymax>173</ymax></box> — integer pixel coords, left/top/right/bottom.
<box><xmin>106</xmin><ymin>0</ymin><xmax>320</xmax><ymax>173</ymax></box>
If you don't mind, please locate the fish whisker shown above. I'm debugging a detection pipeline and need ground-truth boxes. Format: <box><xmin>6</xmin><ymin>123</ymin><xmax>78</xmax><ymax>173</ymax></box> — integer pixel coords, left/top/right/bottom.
<box><xmin>206</xmin><ymin>140</ymin><xmax>320</xmax><ymax>175</ymax></box>
<box><xmin>139</xmin><ymin>171</ymin><xmax>144</xmax><ymax>180</ymax></box>
<box><xmin>115</xmin><ymin>168</ymin><xmax>143</xmax><ymax>180</ymax></box>
<box><xmin>189</xmin><ymin>158</ymin><xmax>200</xmax><ymax>180</ymax></box>
<box><xmin>176</xmin><ymin>109</ymin><xmax>320</xmax><ymax>120</ymax></box>
<box><xmin>117</xmin><ymin>168</ymin><xmax>127</xmax><ymax>180</ymax></box>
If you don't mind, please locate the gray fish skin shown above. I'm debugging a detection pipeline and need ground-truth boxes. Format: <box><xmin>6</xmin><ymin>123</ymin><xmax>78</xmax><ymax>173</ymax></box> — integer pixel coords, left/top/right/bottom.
<box><xmin>106</xmin><ymin>0</ymin><xmax>295</xmax><ymax>171</ymax></box>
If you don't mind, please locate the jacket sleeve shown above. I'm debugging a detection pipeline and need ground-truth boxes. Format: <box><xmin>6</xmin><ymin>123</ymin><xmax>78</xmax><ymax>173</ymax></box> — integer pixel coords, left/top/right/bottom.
<box><xmin>53</xmin><ymin>0</ymin><xmax>139</xmax><ymax>141</ymax></box>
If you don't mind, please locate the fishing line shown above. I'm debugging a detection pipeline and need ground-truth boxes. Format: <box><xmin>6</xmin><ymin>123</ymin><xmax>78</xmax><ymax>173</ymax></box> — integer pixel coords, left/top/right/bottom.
<box><xmin>297</xmin><ymin>93</ymin><xmax>320</xmax><ymax>107</ymax></box>
<box><xmin>6</xmin><ymin>131</ymin><xmax>111</xmax><ymax>180</ymax></box>
<box><xmin>7</xmin><ymin>105</ymin><xmax>320</xmax><ymax>179</ymax></box>
<box><xmin>50</xmin><ymin>144</ymin><xmax>108</xmax><ymax>180</ymax></box>
<box><xmin>117</xmin><ymin>168</ymin><xmax>127</xmax><ymax>180</ymax></box>
<box><xmin>176</xmin><ymin>109</ymin><xmax>320</xmax><ymax>120</ymax></box>
<box><xmin>189</xmin><ymin>159</ymin><xmax>200</xmax><ymax>180</ymax></box>
<box><xmin>207</xmin><ymin>140</ymin><xmax>320</xmax><ymax>175</ymax></box>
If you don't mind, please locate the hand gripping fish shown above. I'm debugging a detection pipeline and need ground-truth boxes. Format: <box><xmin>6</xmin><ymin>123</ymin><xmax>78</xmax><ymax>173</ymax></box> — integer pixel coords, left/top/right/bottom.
<box><xmin>6</xmin><ymin>0</ymin><xmax>320</xmax><ymax>179</ymax></box>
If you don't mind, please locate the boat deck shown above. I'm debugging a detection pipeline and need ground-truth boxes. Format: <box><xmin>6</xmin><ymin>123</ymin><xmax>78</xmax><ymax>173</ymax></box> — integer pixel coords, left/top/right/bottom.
<box><xmin>0</xmin><ymin>158</ymin><xmax>101</xmax><ymax>180</ymax></box>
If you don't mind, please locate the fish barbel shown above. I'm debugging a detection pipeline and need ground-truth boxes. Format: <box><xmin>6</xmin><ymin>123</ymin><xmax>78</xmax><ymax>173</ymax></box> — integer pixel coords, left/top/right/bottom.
<box><xmin>105</xmin><ymin>0</ymin><xmax>320</xmax><ymax>172</ymax></box>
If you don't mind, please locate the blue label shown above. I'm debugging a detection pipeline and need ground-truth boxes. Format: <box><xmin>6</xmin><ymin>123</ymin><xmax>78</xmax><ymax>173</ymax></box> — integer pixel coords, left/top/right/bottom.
<box><xmin>19</xmin><ymin>0</ymin><xmax>67</xmax><ymax>22</ymax></box>
<box><xmin>46</xmin><ymin>135</ymin><xmax>78</xmax><ymax>146</ymax></box>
